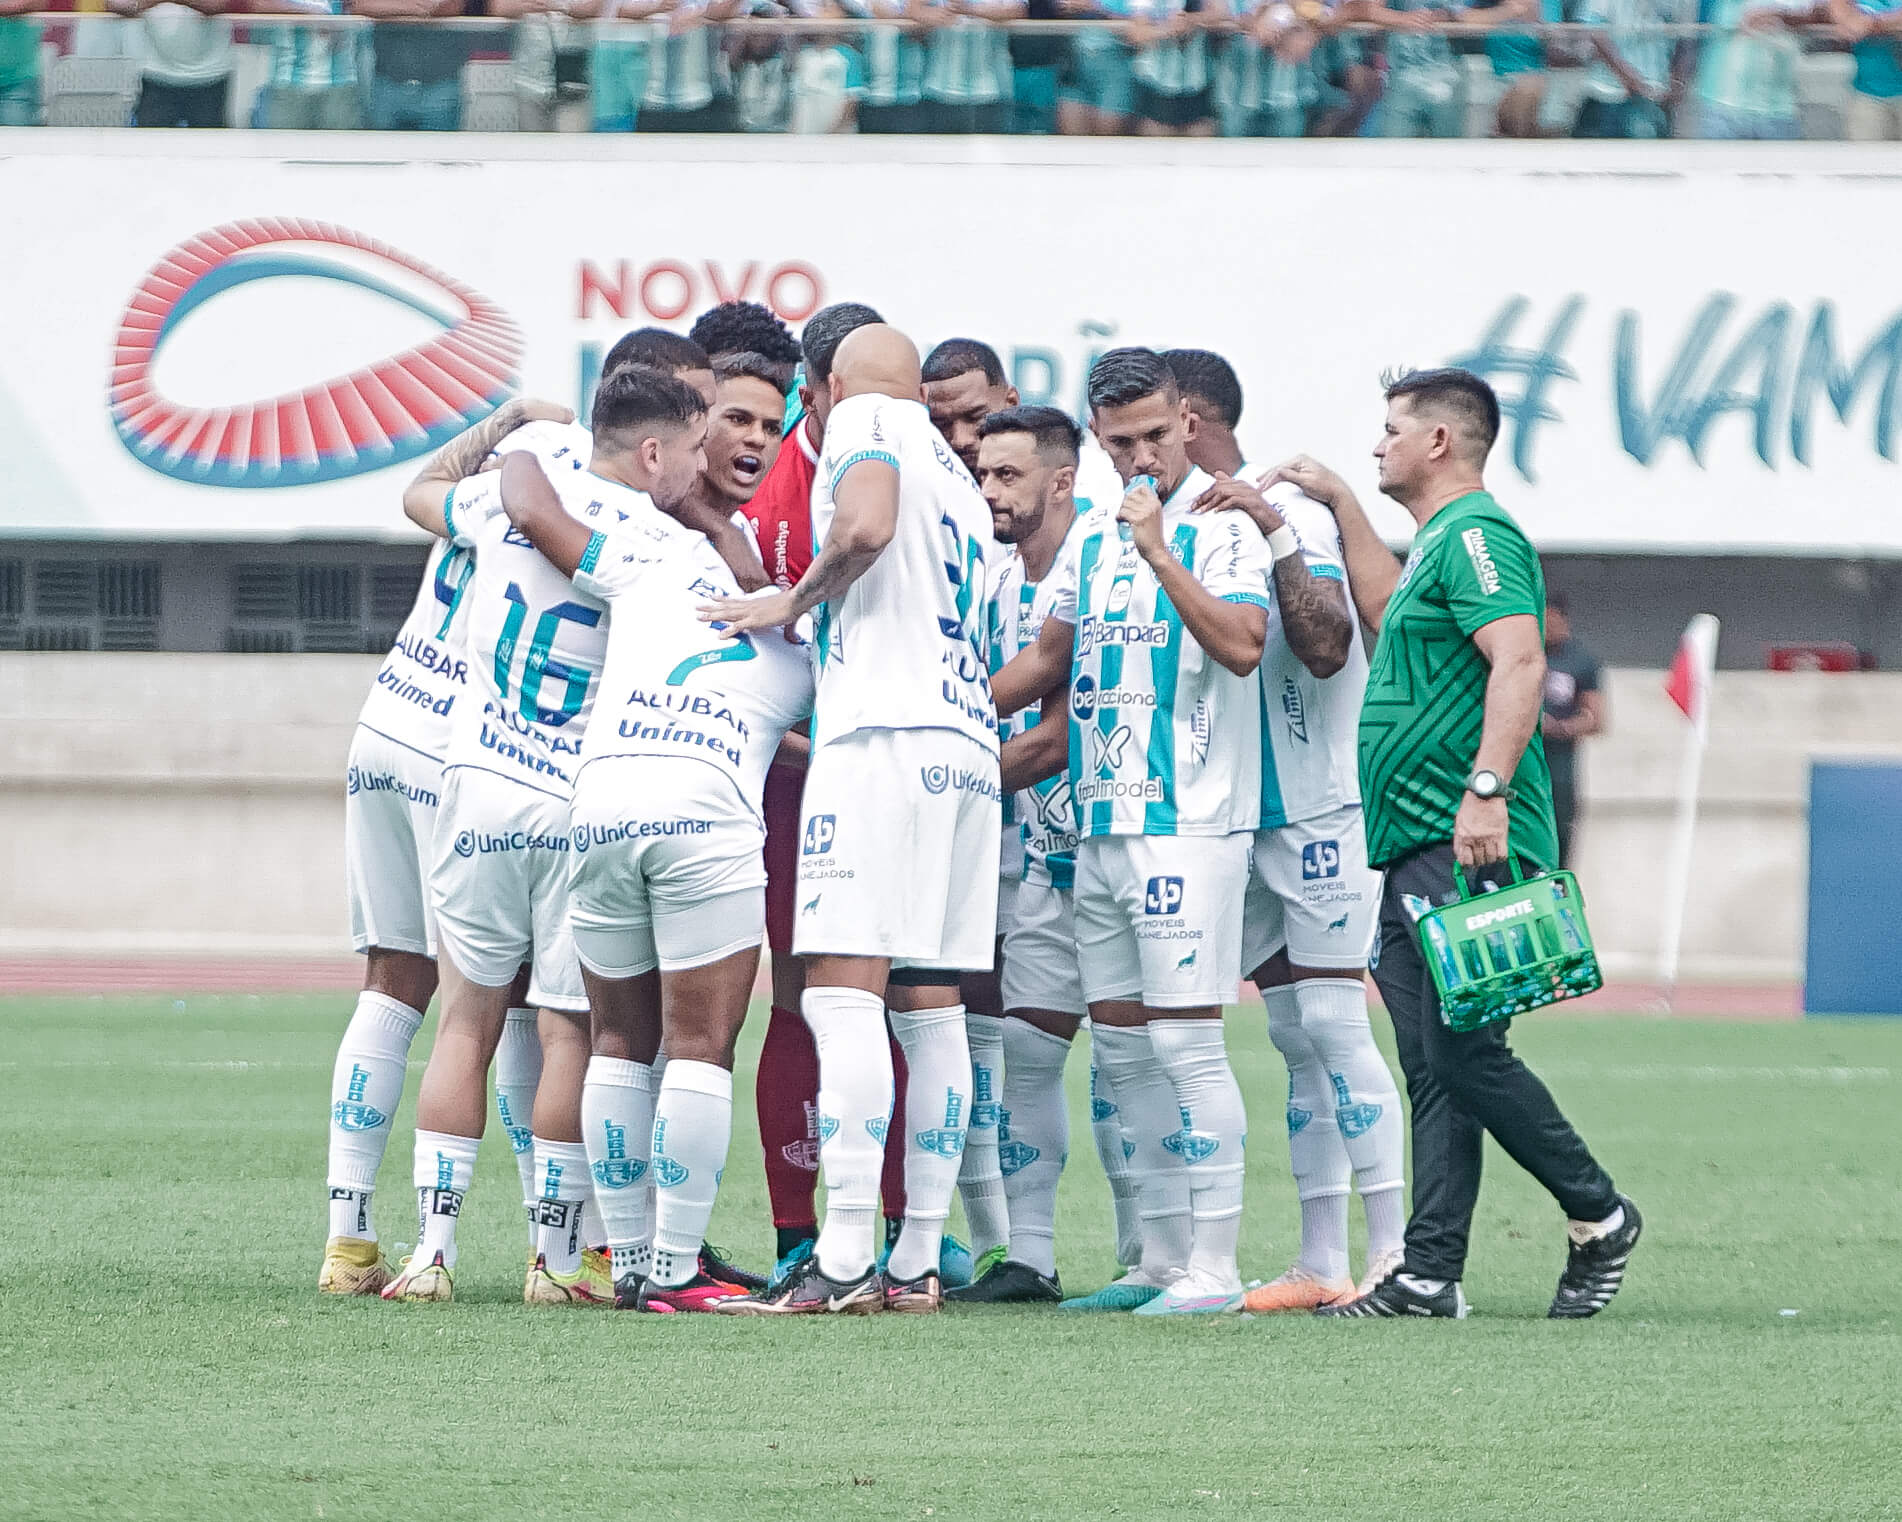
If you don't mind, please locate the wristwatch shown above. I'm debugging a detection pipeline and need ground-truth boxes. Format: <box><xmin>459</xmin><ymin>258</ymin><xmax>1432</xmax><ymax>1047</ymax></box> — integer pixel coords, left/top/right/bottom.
<box><xmin>1466</xmin><ymin>769</ymin><xmax>1516</xmax><ymax>802</ymax></box>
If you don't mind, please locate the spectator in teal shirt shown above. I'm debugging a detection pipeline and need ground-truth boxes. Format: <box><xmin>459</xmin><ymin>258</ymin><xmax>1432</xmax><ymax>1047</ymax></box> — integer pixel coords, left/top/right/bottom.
<box><xmin>0</xmin><ymin>0</ymin><xmax>41</xmax><ymax>126</ymax></box>
<box><xmin>1692</xmin><ymin>0</ymin><xmax>1819</xmax><ymax>138</ymax></box>
<box><xmin>1830</xmin><ymin>0</ymin><xmax>1902</xmax><ymax>137</ymax></box>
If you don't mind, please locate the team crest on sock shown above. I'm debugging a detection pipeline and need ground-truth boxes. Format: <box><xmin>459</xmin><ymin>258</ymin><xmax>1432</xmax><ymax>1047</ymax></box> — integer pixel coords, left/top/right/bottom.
<box><xmin>1330</xmin><ymin>1073</ymin><xmax>1383</xmax><ymax>1138</ymax></box>
<box><xmin>997</xmin><ymin>1108</ymin><xmax>1040</xmax><ymax>1178</ymax></box>
<box><xmin>592</xmin><ymin>1120</ymin><xmax>647</xmax><ymax>1189</ymax></box>
<box><xmin>497</xmin><ymin>1094</ymin><xmax>532</xmax><ymax>1156</ymax></box>
<box><xmin>332</xmin><ymin>1064</ymin><xmax>388</xmax><ymax>1132</ymax></box>
<box><xmin>865</xmin><ymin>1116</ymin><xmax>889</xmax><ymax>1145</ymax></box>
<box><xmin>914</xmin><ymin>1089</ymin><xmax>967</xmax><ymax>1159</ymax></box>
<box><xmin>815</xmin><ymin>1111</ymin><xmax>841</xmax><ymax>1144</ymax></box>
<box><xmin>1163</xmin><ymin>1106</ymin><xmax>1220</xmax><ymax>1163</ymax></box>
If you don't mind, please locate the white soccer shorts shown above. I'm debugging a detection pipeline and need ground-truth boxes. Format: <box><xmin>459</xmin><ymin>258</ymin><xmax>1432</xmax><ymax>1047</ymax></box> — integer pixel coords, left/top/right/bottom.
<box><xmin>567</xmin><ymin>757</ymin><xmax>766</xmax><ymax>978</ymax></box>
<box><xmin>1241</xmin><ymin>804</ymin><xmax>1383</xmax><ymax>974</ymax></box>
<box><xmin>1073</xmin><ymin>832</ymin><xmax>1251</xmax><ymax>1010</ymax></box>
<box><xmin>344</xmin><ymin>725</ymin><xmax>444</xmax><ymax>958</ymax></box>
<box><xmin>429</xmin><ymin>766</ymin><xmax>585</xmax><ymax>1012</ymax></box>
<box><xmin>1001</xmin><ymin>877</ymin><xmax>1087</xmax><ymax>1018</ymax></box>
<box><xmin>793</xmin><ymin>727</ymin><xmax>1001</xmax><ymax>972</ymax></box>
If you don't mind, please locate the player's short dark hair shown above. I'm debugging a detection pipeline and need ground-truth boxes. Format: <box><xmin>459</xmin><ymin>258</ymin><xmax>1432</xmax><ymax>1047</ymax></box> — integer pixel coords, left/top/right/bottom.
<box><xmin>591</xmin><ymin>363</ymin><xmax>707</xmax><ymax>446</ymax></box>
<box><xmin>977</xmin><ymin>405</ymin><xmax>1082</xmax><ymax>465</ymax></box>
<box><xmin>801</xmin><ymin>302</ymin><xmax>884</xmax><ymax>384</ymax></box>
<box><xmin>689</xmin><ymin>301</ymin><xmax>803</xmax><ymax>369</ymax></box>
<box><xmin>1383</xmin><ymin>366</ymin><xmax>1501</xmax><ymax>461</ymax></box>
<box><xmin>1087</xmin><ymin>347</ymin><xmax>1178</xmax><ymax>414</ymax></box>
<box><xmin>1162</xmin><ymin>348</ymin><xmax>1243</xmax><ymax>431</ymax></box>
<box><xmin>923</xmin><ymin>337</ymin><xmax>1007</xmax><ymax>389</ymax></box>
<box><xmin>603</xmin><ymin>327</ymin><xmax>712</xmax><ymax>381</ymax></box>
<box><xmin>714</xmin><ymin>350</ymin><xmax>794</xmax><ymax>399</ymax></box>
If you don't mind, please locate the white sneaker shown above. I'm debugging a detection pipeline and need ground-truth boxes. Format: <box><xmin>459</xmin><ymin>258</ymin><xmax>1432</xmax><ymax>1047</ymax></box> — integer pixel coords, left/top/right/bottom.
<box><xmin>1132</xmin><ymin>1267</ymin><xmax>1244</xmax><ymax>1317</ymax></box>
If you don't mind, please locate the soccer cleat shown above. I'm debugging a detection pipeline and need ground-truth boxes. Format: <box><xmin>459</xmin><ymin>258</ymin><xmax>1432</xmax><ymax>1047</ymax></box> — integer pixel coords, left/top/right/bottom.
<box><xmin>381</xmin><ymin>1250</ymin><xmax>454</xmax><ymax>1303</ymax></box>
<box><xmin>970</xmin><ymin>1243</ymin><xmax>1008</xmax><ymax>1282</ymax></box>
<box><xmin>938</xmin><ymin>1235</ymin><xmax>977</xmax><ymax>1289</ymax></box>
<box><xmin>700</xmin><ymin>1242</ymin><xmax>768</xmax><ymax>1295</ymax></box>
<box><xmin>581</xmin><ymin>1247</ymin><xmax>613</xmax><ymax>1301</ymax></box>
<box><xmin>764</xmin><ymin>1237</ymin><xmax>815</xmax><ymax>1299</ymax></box>
<box><xmin>1133</xmin><ymin>1270</ymin><xmax>1244</xmax><ymax>1317</ymax></box>
<box><xmin>1550</xmin><ymin>1195</ymin><xmax>1643</xmax><ymax>1320</ymax></box>
<box><xmin>637</xmin><ymin>1271</ymin><xmax>744</xmax><ymax>1313</ymax></box>
<box><xmin>714</xmin><ymin>1256</ymin><xmax>883</xmax><ymax>1315</ymax></box>
<box><xmin>883</xmin><ymin>1267</ymin><xmax>944</xmax><ymax>1313</ymax></box>
<box><xmin>524</xmin><ymin>1253</ymin><xmax>612</xmax><ymax>1306</ymax></box>
<box><xmin>1240</xmin><ymin>1264</ymin><xmax>1354</xmax><ymax>1314</ymax></box>
<box><xmin>1316</xmin><ymin>1271</ymin><xmax>1469</xmax><ymax>1319</ymax></box>
<box><xmin>319</xmin><ymin>1236</ymin><xmax>392</xmax><ymax>1297</ymax></box>
<box><xmin>1060</xmin><ymin>1268</ymin><xmax>1179</xmax><ymax>1313</ymax></box>
<box><xmin>945</xmin><ymin>1259</ymin><xmax>1063</xmax><ymax>1305</ymax></box>
<box><xmin>1358</xmin><ymin>1247</ymin><xmax>1406</xmax><ymax>1300</ymax></box>
<box><xmin>613</xmin><ymin>1272</ymin><xmax>648</xmax><ymax>1310</ymax></box>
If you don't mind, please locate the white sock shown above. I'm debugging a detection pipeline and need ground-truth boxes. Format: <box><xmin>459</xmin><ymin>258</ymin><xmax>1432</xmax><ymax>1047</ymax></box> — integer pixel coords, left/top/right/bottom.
<box><xmin>580</xmin><ymin>1193</ymin><xmax>605</xmax><ymax>1253</ymax></box>
<box><xmin>1088</xmin><ymin>1023</ymin><xmax>1192</xmax><ymax>1281</ymax></box>
<box><xmin>1087</xmin><ymin>1048</ymin><xmax>1143</xmax><ymax>1268</ymax></box>
<box><xmin>1000</xmin><ymin>1018</ymin><xmax>1071</xmax><ymax>1279</ymax></box>
<box><xmin>326</xmin><ymin>991</ymin><xmax>425</xmax><ymax>1241</ymax></box>
<box><xmin>650</xmin><ymin>1060</ymin><xmax>733</xmax><ymax>1288</ymax></box>
<box><xmin>1263</xmin><ymin>984</ymin><xmax>1352</xmax><ymax>1282</ymax></box>
<box><xmin>1148</xmin><ymin>1018</ymin><xmax>1248</xmax><ymax>1286</ymax></box>
<box><xmin>495</xmin><ymin>1006</ymin><xmax>542</xmax><ymax>1241</ymax></box>
<box><xmin>531</xmin><ymin>1137</ymin><xmax>589</xmax><ymax>1276</ymax></box>
<box><xmin>957</xmin><ymin>1012</ymin><xmax>1009</xmax><ymax>1259</ymax></box>
<box><xmin>412</xmin><ymin>1129</ymin><xmax>480</xmax><ymax>1271</ymax></box>
<box><xmin>802</xmin><ymin>986</ymin><xmax>894</xmax><ymax>1282</ymax></box>
<box><xmin>887</xmin><ymin>1003</ymin><xmax>973</xmax><ymax>1284</ymax></box>
<box><xmin>582</xmin><ymin>1055</ymin><xmax>656</xmax><ymax>1280</ymax></box>
<box><xmin>1294</xmin><ymin>978</ymin><xmax>1406</xmax><ymax>1260</ymax></box>
<box><xmin>1568</xmin><ymin>1204</ymin><xmax>1626</xmax><ymax>1244</ymax></box>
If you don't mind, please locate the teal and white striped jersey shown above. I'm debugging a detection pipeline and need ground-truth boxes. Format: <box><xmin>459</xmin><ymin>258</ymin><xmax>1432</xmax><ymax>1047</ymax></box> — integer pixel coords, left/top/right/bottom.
<box><xmin>809</xmin><ymin>393</ymin><xmax>999</xmax><ymax>755</ymax></box>
<box><xmin>987</xmin><ymin>514</ymin><xmax>1089</xmax><ymax>890</ymax></box>
<box><xmin>1252</xmin><ymin>477</ymin><xmax>1365</xmax><ymax>829</ymax></box>
<box><xmin>442</xmin><ymin>452</ymin><xmax>664</xmax><ymax>801</ymax></box>
<box><xmin>1045</xmin><ymin>468</ymin><xmax>1272</xmax><ymax>839</ymax></box>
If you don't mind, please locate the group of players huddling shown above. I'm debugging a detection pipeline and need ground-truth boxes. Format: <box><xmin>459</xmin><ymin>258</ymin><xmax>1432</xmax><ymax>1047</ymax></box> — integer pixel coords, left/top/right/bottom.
<box><xmin>319</xmin><ymin>296</ymin><xmax>1637</xmax><ymax>1319</ymax></box>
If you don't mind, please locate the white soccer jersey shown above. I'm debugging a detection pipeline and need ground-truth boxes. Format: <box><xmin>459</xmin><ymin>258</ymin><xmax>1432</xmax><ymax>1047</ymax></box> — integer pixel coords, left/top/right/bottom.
<box><xmin>1253</xmin><ymin>477</ymin><xmax>1367</xmax><ymax>827</ymax></box>
<box><xmin>809</xmin><ymin>393</ymin><xmax>999</xmax><ymax>754</ymax></box>
<box><xmin>439</xmin><ymin>468</ymin><xmax>643</xmax><ymax>799</ymax></box>
<box><xmin>354</xmin><ymin>538</ymin><xmax>475</xmax><ymax>760</ymax></box>
<box><xmin>571</xmin><ymin>528</ymin><xmax>815</xmax><ymax>825</ymax></box>
<box><xmin>492</xmin><ymin>418</ymin><xmax>594</xmax><ymax>473</ymax></box>
<box><xmin>987</xmin><ymin>522</ymin><xmax>1087</xmax><ymax>892</ymax></box>
<box><xmin>1044</xmin><ymin>466</ymin><xmax>1272</xmax><ymax>838</ymax></box>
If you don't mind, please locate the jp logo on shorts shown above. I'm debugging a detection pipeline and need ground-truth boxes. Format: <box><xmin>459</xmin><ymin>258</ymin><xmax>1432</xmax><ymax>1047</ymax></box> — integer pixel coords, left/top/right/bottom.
<box><xmin>1302</xmin><ymin>840</ymin><xmax>1342</xmax><ymax>880</ymax></box>
<box><xmin>1071</xmin><ymin>675</ymin><xmax>1097</xmax><ymax>721</ymax></box>
<box><xmin>802</xmin><ymin>815</ymin><xmax>836</xmax><ymax>855</ymax></box>
<box><xmin>1144</xmin><ymin>876</ymin><xmax>1185</xmax><ymax>916</ymax></box>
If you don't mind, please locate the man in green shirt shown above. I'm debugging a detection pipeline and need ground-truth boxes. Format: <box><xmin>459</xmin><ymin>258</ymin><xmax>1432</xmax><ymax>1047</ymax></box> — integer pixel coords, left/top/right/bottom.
<box><xmin>1268</xmin><ymin>367</ymin><xmax>1640</xmax><ymax>1321</ymax></box>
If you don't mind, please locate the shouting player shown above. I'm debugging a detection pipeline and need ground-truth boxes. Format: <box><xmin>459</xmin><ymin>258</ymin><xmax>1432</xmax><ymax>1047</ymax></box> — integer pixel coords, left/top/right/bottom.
<box><xmin>994</xmin><ymin>348</ymin><xmax>1272</xmax><ymax>1316</ymax></box>
<box><xmin>492</xmin><ymin>438</ymin><xmax>813</xmax><ymax>1312</ymax></box>
<box><xmin>318</xmin><ymin>397</ymin><xmax>569</xmax><ymax>1296</ymax></box>
<box><xmin>706</xmin><ymin>325</ymin><xmax>1000</xmax><ymax>1315</ymax></box>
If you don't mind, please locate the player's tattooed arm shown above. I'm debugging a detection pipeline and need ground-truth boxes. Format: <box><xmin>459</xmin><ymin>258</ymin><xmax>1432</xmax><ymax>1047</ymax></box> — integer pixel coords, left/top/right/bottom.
<box><xmin>697</xmin><ymin>459</ymin><xmax>898</xmax><ymax>636</ymax></box>
<box><xmin>669</xmin><ymin>499</ymin><xmax>772</xmax><ymax>592</ymax></box>
<box><xmin>1262</xmin><ymin>456</ymin><xmax>1402</xmax><ymax>634</ymax></box>
<box><xmin>1272</xmin><ymin>556</ymin><xmax>1353</xmax><ymax>679</ymax></box>
<box><xmin>401</xmin><ymin>397</ymin><xmax>575</xmax><ymax>532</ymax></box>
<box><xmin>496</xmin><ymin>453</ymin><xmax>593</xmax><ymax>577</ymax></box>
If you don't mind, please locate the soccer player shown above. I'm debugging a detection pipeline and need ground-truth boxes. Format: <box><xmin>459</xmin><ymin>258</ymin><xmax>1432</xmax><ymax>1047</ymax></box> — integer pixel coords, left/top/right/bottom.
<box><xmin>1269</xmin><ymin>367</ymin><xmax>1639</xmax><ymax>1320</ymax></box>
<box><xmin>1168</xmin><ymin>347</ymin><xmax>1408</xmax><ymax>1311</ymax></box>
<box><xmin>992</xmin><ymin>348</ymin><xmax>1271</xmax><ymax>1315</ymax></box>
<box><xmin>689</xmin><ymin>299</ymin><xmax>804</xmax><ymax>397</ymax></box>
<box><xmin>704</xmin><ymin>325</ymin><xmax>1000</xmax><ymax>1315</ymax></box>
<box><xmin>731</xmin><ymin>301</ymin><xmax>926</xmax><ymax>1290</ymax></box>
<box><xmin>490</xmin><ymin>447</ymin><xmax>814</xmax><ymax>1312</ymax></box>
<box><xmin>379</xmin><ymin>366</ymin><xmax>711</xmax><ymax>1306</ymax></box>
<box><xmin>945</xmin><ymin>405</ymin><xmax>1104</xmax><ymax>1304</ymax></box>
<box><xmin>318</xmin><ymin>396</ymin><xmax>569</xmax><ymax>1297</ymax></box>
<box><xmin>923</xmin><ymin>336</ymin><xmax>1019</xmax><ymax>478</ymax></box>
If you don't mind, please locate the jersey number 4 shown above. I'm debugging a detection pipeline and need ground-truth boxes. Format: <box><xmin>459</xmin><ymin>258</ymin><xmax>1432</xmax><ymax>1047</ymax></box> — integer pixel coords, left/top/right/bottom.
<box><xmin>493</xmin><ymin>582</ymin><xmax>601</xmax><ymax>727</ymax></box>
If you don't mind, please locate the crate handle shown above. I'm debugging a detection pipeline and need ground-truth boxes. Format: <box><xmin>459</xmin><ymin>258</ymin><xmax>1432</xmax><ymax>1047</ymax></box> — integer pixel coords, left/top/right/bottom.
<box><xmin>1451</xmin><ymin>857</ymin><xmax>1524</xmax><ymax>901</ymax></box>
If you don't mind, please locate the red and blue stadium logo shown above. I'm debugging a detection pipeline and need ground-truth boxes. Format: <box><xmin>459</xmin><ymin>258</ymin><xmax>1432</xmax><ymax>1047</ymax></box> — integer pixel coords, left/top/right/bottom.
<box><xmin>110</xmin><ymin>218</ymin><xmax>523</xmax><ymax>489</ymax></box>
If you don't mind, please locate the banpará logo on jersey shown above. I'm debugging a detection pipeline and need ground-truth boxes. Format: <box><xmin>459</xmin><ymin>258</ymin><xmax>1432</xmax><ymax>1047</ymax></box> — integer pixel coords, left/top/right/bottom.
<box><xmin>1302</xmin><ymin>840</ymin><xmax>1342</xmax><ymax>880</ymax></box>
<box><xmin>1462</xmin><ymin>527</ymin><xmax>1502</xmax><ymax>595</ymax></box>
<box><xmin>802</xmin><ymin>814</ymin><xmax>836</xmax><ymax>855</ymax></box>
<box><xmin>921</xmin><ymin>765</ymin><xmax>1002</xmax><ymax>801</ymax></box>
<box><xmin>110</xmin><ymin>219</ymin><xmax>522</xmax><ymax>489</ymax></box>
<box><xmin>1144</xmin><ymin>876</ymin><xmax>1185</xmax><ymax>916</ymax></box>
<box><xmin>1077</xmin><ymin>617</ymin><xmax>1171</xmax><ymax>658</ymax></box>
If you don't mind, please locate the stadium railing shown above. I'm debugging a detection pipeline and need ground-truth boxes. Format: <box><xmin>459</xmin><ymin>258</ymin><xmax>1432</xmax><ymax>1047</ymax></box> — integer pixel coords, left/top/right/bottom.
<box><xmin>0</xmin><ymin>10</ymin><xmax>1878</xmax><ymax>139</ymax></box>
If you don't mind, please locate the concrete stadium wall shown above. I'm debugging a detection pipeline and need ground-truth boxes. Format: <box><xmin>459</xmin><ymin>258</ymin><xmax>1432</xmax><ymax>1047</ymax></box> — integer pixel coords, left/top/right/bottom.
<box><xmin>3</xmin><ymin>655</ymin><xmax>1899</xmax><ymax>980</ymax></box>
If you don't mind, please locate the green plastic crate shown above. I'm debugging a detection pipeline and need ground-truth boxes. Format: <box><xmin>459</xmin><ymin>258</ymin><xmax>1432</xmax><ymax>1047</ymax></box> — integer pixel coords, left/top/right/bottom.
<box><xmin>1416</xmin><ymin>864</ymin><xmax>1602</xmax><ymax>1032</ymax></box>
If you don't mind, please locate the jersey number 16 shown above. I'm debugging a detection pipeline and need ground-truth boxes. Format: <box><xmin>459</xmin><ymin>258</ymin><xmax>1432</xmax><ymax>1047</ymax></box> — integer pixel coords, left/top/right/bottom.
<box><xmin>493</xmin><ymin>582</ymin><xmax>601</xmax><ymax>727</ymax></box>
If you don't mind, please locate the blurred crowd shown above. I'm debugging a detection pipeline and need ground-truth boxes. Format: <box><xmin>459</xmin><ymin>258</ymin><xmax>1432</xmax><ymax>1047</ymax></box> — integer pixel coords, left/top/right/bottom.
<box><xmin>1</xmin><ymin>0</ymin><xmax>1898</xmax><ymax>138</ymax></box>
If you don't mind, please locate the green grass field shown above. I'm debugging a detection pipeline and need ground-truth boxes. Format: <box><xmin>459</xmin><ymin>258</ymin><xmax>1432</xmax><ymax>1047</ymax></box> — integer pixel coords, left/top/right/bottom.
<box><xmin>1</xmin><ymin>995</ymin><xmax>1897</xmax><ymax>1522</ymax></box>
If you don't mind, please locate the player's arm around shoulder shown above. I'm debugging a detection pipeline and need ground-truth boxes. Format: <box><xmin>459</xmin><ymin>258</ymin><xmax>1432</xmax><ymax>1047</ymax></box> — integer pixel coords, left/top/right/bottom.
<box><xmin>495</xmin><ymin>453</ymin><xmax>595</xmax><ymax>579</ymax></box>
<box><xmin>400</xmin><ymin>398</ymin><xmax>575</xmax><ymax>536</ymax></box>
